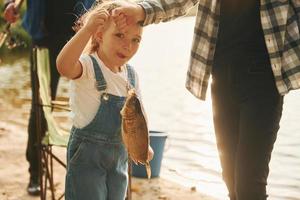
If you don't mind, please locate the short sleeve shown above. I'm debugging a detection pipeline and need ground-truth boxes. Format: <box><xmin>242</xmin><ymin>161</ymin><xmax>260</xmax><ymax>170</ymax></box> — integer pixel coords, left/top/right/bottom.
<box><xmin>77</xmin><ymin>54</ymin><xmax>94</xmax><ymax>80</ymax></box>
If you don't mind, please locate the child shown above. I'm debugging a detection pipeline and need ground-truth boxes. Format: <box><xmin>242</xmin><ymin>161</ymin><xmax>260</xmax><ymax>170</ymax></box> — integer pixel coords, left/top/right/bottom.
<box><xmin>56</xmin><ymin>1</ymin><xmax>148</xmax><ymax>199</ymax></box>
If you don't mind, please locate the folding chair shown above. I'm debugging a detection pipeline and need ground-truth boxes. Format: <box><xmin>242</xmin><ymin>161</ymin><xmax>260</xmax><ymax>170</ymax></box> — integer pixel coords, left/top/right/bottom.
<box><xmin>32</xmin><ymin>47</ymin><xmax>132</xmax><ymax>200</ymax></box>
<box><xmin>32</xmin><ymin>47</ymin><xmax>69</xmax><ymax>200</ymax></box>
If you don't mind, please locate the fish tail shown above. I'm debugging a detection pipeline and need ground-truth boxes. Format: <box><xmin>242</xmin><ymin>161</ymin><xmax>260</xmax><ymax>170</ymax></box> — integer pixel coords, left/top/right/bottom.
<box><xmin>145</xmin><ymin>162</ymin><xmax>151</xmax><ymax>179</ymax></box>
<box><xmin>132</xmin><ymin>158</ymin><xmax>138</xmax><ymax>165</ymax></box>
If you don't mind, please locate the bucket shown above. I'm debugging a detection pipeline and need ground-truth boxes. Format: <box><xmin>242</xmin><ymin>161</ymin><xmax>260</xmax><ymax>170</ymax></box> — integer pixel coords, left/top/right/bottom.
<box><xmin>132</xmin><ymin>131</ymin><xmax>168</xmax><ymax>178</ymax></box>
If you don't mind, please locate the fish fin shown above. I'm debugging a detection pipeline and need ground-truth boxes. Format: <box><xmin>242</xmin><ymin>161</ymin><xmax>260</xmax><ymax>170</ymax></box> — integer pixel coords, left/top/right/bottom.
<box><xmin>135</xmin><ymin>95</ymin><xmax>149</xmax><ymax>129</ymax></box>
<box><xmin>145</xmin><ymin>162</ymin><xmax>151</xmax><ymax>179</ymax></box>
<box><xmin>139</xmin><ymin>99</ymin><xmax>149</xmax><ymax>125</ymax></box>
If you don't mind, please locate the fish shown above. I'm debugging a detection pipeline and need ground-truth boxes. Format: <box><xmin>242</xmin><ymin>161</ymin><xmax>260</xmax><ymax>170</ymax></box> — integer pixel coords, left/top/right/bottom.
<box><xmin>120</xmin><ymin>89</ymin><xmax>153</xmax><ymax>178</ymax></box>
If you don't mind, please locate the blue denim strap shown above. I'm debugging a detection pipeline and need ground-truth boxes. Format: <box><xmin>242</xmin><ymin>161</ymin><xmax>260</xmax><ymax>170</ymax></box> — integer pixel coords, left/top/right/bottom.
<box><xmin>89</xmin><ymin>55</ymin><xmax>107</xmax><ymax>91</ymax></box>
<box><xmin>126</xmin><ymin>64</ymin><xmax>136</xmax><ymax>89</ymax></box>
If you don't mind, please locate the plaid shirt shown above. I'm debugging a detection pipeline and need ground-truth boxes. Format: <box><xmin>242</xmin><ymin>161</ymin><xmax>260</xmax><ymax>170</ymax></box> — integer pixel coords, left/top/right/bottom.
<box><xmin>139</xmin><ymin>0</ymin><xmax>300</xmax><ymax>100</ymax></box>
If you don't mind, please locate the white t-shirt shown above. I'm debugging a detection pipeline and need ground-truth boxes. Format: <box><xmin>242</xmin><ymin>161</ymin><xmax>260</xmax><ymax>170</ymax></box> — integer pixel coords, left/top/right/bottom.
<box><xmin>69</xmin><ymin>53</ymin><xmax>140</xmax><ymax>128</ymax></box>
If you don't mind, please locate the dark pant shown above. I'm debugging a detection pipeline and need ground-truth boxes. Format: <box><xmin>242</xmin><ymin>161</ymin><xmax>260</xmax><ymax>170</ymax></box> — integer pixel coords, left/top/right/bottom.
<box><xmin>26</xmin><ymin>43</ymin><xmax>61</xmax><ymax>183</ymax></box>
<box><xmin>211</xmin><ymin>53</ymin><xmax>283</xmax><ymax>200</ymax></box>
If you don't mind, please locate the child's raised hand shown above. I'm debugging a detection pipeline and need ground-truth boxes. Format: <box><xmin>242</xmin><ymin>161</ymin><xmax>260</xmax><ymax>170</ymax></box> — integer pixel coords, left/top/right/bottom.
<box><xmin>83</xmin><ymin>8</ymin><xmax>110</xmax><ymax>34</ymax></box>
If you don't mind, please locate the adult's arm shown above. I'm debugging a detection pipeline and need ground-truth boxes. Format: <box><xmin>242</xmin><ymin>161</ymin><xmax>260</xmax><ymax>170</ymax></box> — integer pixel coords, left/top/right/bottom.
<box><xmin>291</xmin><ymin>0</ymin><xmax>300</xmax><ymax>21</ymax></box>
<box><xmin>137</xmin><ymin>0</ymin><xmax>198</xmax><ymax>25</ymax></box>
<box><xmin>113</xmin><ymin>0</ymin><xmax>198</xmax><ymax>28</ymax></box>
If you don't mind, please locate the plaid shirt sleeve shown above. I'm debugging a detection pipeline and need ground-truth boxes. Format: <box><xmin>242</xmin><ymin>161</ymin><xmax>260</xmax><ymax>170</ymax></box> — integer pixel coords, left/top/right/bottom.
<box><xmin>281</xmin><ymin>0</ymin><xmax>300</xmax><ymax>91</ymax></box>
<box><xmin>138</xmin><ymin>0</ymin><xmax>300</xmax><ymax>100</ymax></box>
<box><xmin>292</xmin><ymin>0</ymin><xmax>300</xmax><ymax>21</ymax></box>
<box><xmin>261</xmin><ymin>0</ymin><xmax>300</xmax><ymax>94</ymax></box>
<box><xmin>138</xmin><ymin>0</ymin><xmax>199</xmax><ymax>25</ymax></box>
<box><xmin>138</xmin><ymin>0</ymin><xmax>218</xmax><ymax>100</ymax></box>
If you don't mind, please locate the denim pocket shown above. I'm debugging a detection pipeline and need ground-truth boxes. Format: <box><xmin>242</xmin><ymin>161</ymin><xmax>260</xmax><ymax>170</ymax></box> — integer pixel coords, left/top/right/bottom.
<box><xmin>68</xmin><ymin>136</ymin><xmax>86</xmax><ymax>165</ymax></box>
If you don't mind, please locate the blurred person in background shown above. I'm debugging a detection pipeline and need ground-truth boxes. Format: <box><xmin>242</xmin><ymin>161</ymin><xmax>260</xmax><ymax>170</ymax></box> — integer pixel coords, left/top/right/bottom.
<box><xmin>3</xmin><ymin>0</ymin><xmax>95</xmax><ymax>196</ymax></box>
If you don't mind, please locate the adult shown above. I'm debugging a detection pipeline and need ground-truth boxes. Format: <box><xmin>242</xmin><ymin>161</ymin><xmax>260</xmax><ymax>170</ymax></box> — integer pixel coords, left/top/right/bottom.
<box><xmin>3</xmin><ymin>0</ymin><xmax>95</xmax><ymax>196</ymax></box>
<box><xmin>112</xmin><ymin>0</ymin><xmax>300</xmax><ymax>199</ymax></box>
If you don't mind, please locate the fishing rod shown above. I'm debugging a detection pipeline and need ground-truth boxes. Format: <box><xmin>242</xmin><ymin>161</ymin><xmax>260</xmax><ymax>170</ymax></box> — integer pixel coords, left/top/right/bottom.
<box><xmin>0</xmin><ymin>0</ymin><xmax>25</xmax><ymax>48</ymax></box>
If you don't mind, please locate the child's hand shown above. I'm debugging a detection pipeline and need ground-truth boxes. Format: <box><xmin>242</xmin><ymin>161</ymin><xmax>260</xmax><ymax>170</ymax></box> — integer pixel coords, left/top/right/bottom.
<box><xmin>83</xmin><ymin>8</ymin><xmax>110</xmax><ymax>34</ymax></box>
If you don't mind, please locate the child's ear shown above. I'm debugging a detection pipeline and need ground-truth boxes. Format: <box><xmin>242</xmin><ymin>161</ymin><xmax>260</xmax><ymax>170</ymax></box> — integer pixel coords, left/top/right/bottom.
<box><xmin>95</xmin><ymin>31</ymin><xmax>103</xmax><ymax>43</ymax></box>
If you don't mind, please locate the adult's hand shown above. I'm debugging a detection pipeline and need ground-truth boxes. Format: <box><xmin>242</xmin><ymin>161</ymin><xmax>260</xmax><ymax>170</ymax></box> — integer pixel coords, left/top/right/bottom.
<box><xmin>3</xmin><ymin>2</ymin><xmax>19</xmax><ymax>23</ymax></box>
<box><xmin>112</xmin><ymin>0</ymin><xmax>145</xmax><ymax>30</ymax></box>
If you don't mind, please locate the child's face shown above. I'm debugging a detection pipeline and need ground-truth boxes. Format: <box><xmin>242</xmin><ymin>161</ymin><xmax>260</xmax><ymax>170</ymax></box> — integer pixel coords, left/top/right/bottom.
<box><xmin>97</xmin><ymin>19</ymin><xmax>143</xmax><ymax>68</ymax></box>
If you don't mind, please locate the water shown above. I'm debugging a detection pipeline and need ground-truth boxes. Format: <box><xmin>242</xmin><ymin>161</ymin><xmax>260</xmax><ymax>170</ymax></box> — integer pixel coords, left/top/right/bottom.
<box><xmin>130</xmin><ymin>17</ymin><xmax>300</xmax><ymax>200</ymax></box>
<box><xmin>0</xmin><ymin>17</ymin><xmax>299</xmax><ymax>200</ymax></box>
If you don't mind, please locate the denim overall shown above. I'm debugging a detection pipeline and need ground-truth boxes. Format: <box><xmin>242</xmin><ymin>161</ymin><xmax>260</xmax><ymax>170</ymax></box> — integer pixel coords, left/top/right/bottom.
<box><xmin>65</xmin><ymin>55</ymin><xmax>136</xmax><ymax>200</ymax></box>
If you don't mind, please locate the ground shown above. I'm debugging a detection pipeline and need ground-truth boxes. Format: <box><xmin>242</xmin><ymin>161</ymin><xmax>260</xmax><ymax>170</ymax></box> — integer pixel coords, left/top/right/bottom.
<box><xmin>0</xmin><ymin>100</ymin><xmax>214</xmax><ymax>200</ymax></box>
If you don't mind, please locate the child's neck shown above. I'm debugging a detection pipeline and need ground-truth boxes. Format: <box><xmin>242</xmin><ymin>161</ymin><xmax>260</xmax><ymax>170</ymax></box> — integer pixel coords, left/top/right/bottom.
<box><xmin>106</xmin><ymin>64</ymin><xmax>122</xmax><ymax>73</ymax></box>
<box><xmin>96</xmin><ymin>52</ymin><xmax>122</xmax><ymax>73</ymax></box>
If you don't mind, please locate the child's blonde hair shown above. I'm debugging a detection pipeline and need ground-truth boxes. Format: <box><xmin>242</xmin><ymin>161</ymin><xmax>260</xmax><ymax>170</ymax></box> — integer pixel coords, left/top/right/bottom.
<box><xmin>74</xmin><ymin>0</ymin><xmax>129</xmax><ymax>53</ymax></box>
